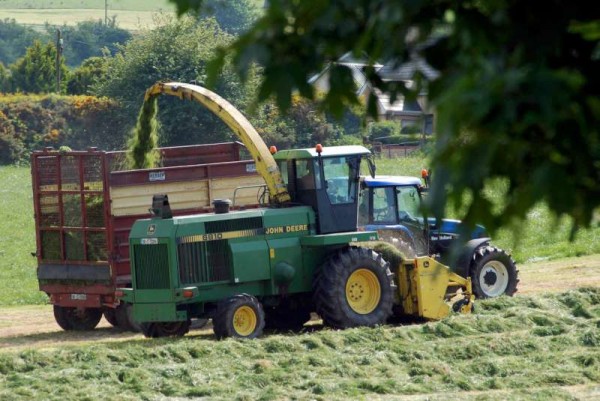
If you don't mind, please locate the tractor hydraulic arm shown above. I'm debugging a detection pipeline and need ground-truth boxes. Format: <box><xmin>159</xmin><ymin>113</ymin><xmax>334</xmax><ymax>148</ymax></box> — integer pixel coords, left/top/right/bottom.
<box><xmin>144</xmin><ymin>82</ymin><xmax>291</xmax><ymax>204</ymax></box>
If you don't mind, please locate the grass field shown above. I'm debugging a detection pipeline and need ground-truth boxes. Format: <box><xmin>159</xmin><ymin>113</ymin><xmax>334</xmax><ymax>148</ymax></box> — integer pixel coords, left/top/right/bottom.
<box><xmin>0</xmin><ymin>166</ymin><xmax>46</xmax><ymax>306</ymax></box>
<box><xmin>0</xmin><ymin>0</ymin><xmax>265</xmax><ymax>30</ymax></box>
<box><xmin>0</xmin><ymin>288</ymin><xmax>598</xmax><ymax>400</ymax></box>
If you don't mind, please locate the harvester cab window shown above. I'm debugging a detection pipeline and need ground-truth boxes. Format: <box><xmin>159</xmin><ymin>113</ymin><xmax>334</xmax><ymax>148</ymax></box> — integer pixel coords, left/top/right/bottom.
<box><xmin>358</xmin><ymin>188</ymin><xmax>370</xmax><ymax>225</ymax></box>
<box><xmin>322</xmin><ymin>156</ymin><xmax>357</xmax><ymax>205</ymax></box>
<box><xmin>294</xmin><ymin>159</ymin><xmax>322</xmax><ymax>190</ymax></box>
<box><xmin>397</xmin><ymin>186</ymin><xmax>422</xmax><ymax>221</ymax></box>
<box><xmin>372</xmin><ymin>187</ymin><xmax>396</xmax><ymax>223</ymax></box>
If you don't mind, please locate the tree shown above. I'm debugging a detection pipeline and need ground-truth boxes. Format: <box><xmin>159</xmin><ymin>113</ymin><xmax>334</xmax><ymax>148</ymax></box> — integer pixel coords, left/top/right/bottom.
<box><xmin>0</xmin><ymin>62</ymin><xmax>11</xmax><ymax>92</ymax></box>
<box><xmin>0</xmin><ymin>18</ymin><xmax>49</xmax><ymax>66</ymax></box>
<box><xmin>67</xmin><ymin>57</ymin><xmax>109</xmax><ymax>95</ymax></box>
<box><xmin>51</xmin><ymin>20</ymin><xmax>132</xmax><ymax>67</ymax></box>
<box><xmin>168</xmin><ymin>0</ymin><xmax>600</xmax><ymax>232</ymax></box>
<box><xmin>197</xmin><ymin>0</ymin><xmax>261</xmax><ymax>36</ymax></box>
<box><xmin>10</xmin><ymin>40</ymin><xmax>68</xmax><ymax>94</ymax></box>
<box><xmin>94</xmin><ymin>16</ymin><xmax>255</xmax><ymax>147</ymax></box>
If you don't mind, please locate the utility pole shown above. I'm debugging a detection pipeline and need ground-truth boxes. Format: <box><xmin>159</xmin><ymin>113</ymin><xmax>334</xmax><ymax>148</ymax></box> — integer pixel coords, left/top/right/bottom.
<box><xmin>105</xmin><ymin>0</ymin><xmax>108</xmax><ymax>26</ymax></box>
<box><xmin>55</xmin><ymin>29</ymin><xmax>63</xmax><ymax>93</ymax></box>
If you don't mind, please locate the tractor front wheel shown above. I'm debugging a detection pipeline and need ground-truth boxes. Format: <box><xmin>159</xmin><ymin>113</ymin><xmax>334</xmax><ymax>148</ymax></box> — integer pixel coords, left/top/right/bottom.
<box><xmin>313</xmin><ymin>247</ymin><xmax>394</xmax><ymax>329</ymax></box>
<box><xmin>140</xmin><ymin>321</ymin><xmax>191</xmax><ymax>338</ymax></box>
<box><xmin>470</xmin><ymin>246</ymin><xmax>519</xmax><ymax>298</ymax></box>
<box><xmin>53</xmin><ymin>305</ymin><xmax>102</xmax><ymax>331</ymax></box>
<box><xmin>213</xmin><ymin>294</ymin><xmax>265</xmax><ymax>339</ymax></box>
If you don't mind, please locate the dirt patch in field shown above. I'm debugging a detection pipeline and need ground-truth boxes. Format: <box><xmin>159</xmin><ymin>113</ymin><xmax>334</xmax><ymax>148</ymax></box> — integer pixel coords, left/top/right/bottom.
<box><xmin>1</xmin><ymin>254</ymin><xmax>599</xmax><ymax>351</ymax></box>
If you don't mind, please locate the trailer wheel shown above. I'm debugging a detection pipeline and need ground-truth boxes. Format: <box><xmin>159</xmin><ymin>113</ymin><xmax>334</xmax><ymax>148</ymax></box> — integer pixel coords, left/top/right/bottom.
<box><xmin>213</xmin><ymin>294</ymin><xmax>265</xmax><ymax>339</ymax></box>
<box><xmin>102</xmin><ymin>307</ymin><xmax>118</xmax><ymax>327</ymax></box>
<box><xmin>53</xmin><ymin>305</ymin><xmax>102</xmax><ymax>331</ymax></box>
<box><xmin>115</xmin><ymin>303</ymin><xmax>141</xmax><ymax>332</ymax></box>
<box><xmin>313</xmin><ymin>247</ymin><xmax>394</xmax><ymax>329</ymax></box>
<box><xmin>471</xmin><ymin>246</ymin><xmax>519</xmax><ymax>298</ymax></box>
<box><xmin>140</xmin><ymin>320</ymin><xmax>191</xmax><ymax>338</ymax></box>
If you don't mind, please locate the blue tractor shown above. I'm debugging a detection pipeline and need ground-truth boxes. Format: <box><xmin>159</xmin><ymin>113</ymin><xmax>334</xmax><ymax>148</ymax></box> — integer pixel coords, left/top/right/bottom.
<box><xmin>358</xmin><ymin>175</ymin><xmax>519</xmax><ymax>298</ymax></box>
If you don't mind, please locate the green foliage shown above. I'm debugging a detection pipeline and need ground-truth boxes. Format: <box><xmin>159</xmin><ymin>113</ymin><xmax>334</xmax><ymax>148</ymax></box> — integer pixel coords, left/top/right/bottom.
<box><xmin>1</xmin><ymin>288</ymin><xmax>600</xmax><ymax>398</ymax></box>
<box><xmin>54</xmin><ymin>20</ymin><xmax>132</xmax><ymax>67</ymax></box>
<box><xmin>0</xmin><ymin>18</ymin><xmax>47</xmax><ymax>66</ymax></box>
<box><xmin>9</xmin><ymin>40</ymin><xmax>68</xmax><ymax>94</ymax></box>
<box><xmin>127</xmin><ymin>96</ymin><xmax>160</xmax><ymax>169</ymax></box>
<box><xmin>0</xmin><ymin>94</ymin><xmax>127</xmax><ymax>163</ymax></box>
<box><xmin>0</xmin><ymin>61</ymin><xmax>11</xmax><ymax>92</ymax></box>
<box><xmin>171</xmin><ymin>0</ymin><xmax>600</xmax><ymax>232</ymax></box>
<box><xmin>368</xmin><ymin>121</ymin><xmax>401</xmax><ymax>141</ymax></box>
<box><xmin>197</xmin><ymin>0</ymin><xmax>261</xmax><ymax>36</ymax></box>
<box><xmin>94</xmin><ymin>16</ymin><xmax>249</xmax><ymax>147</ymax></box>
<box><xmin>67</xmin><ymin>57</ymin><xmax>109</xmax><ymax>95</ymax></box>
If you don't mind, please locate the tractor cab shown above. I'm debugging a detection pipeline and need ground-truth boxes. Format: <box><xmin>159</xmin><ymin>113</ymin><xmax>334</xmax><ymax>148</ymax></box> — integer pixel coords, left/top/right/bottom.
<box><xmin>273</xmin><ymin>145</ymin><xmax>373</xmax><ymax>234</ymax></box>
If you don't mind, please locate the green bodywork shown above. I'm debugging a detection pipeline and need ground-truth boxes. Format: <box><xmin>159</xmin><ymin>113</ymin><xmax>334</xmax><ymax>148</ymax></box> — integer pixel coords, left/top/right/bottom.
<box><xmin>121</xmin><ymin>206</ymin><xmax>378</xmax><ymax>323</ymax></box>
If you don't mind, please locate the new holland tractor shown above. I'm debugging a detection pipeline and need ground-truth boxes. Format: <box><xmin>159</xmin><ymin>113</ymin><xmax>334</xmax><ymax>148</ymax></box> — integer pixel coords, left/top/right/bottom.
<box><xmin>358</xmin><ymin>176</ymin><xmax>519</xmax><ymax>298</ymax></box>
<box><xmin>118</xmin><ymin>82</ymin><xmax>474</xmax><ymax>339</ymax></box>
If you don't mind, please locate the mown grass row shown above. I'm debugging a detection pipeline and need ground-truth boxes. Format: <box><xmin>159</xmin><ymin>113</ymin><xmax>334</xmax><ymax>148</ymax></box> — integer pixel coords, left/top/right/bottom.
<box><xmin>0</xmin><ymin>288</ymin><xmax>598</xmax><ymax>400</ymax></box>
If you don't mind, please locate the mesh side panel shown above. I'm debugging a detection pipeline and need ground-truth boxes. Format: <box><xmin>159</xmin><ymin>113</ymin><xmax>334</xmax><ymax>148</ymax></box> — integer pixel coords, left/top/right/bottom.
<box><xmin>65</xmin><ymin>231</ymin><xmax>85</xmax><ymax>261</ymax></box>
<box><xmin>134</xmin><ymin>244</ymin><xmax>170</xmax><ymax>290</ymax></box>
<box><xmin>63</xmin><ymin>194</ymin><xmax>82</xmax><ymax>227</ymax></box>
<box><xmin>39</xmin><ymin>194</ymin><xmax>60</xmax><ymax>227</ymax></box>
<box><xmin>85</xmin><ymin>195</ymin><xmax>105</xmax><ymax>227</ymax></box>
<box><xmin>41</xmin><ymin>231</ymin><xmax>61</xmax><ymax>260</ymax></box>
<box><xmin>87</xmin><ymin>232</ymin><xmax>107</xmax><ymax>261</ymax></box>
<box><xmin>61</xmin><ymin>156</ymin><xmax>80</xmax><ymax>191</ymax></box>
<box><xmin>37</xmin><ymin>156</ymin><xmax>58</xmax><ymax>189</ymax></box>
<box><xmin>83</xmin><ymin>156</ymin><xmax>103</xmax><ymax>191</ymax></box>
<box><xmin>204</xmin><ymin>217</ymin><xmax>263</xmax><ymax>234</ymax></box>
<box><xmin>177</xmin><ymin>240</ymin><xmax>232</xmax><ymax>285</ymax></box>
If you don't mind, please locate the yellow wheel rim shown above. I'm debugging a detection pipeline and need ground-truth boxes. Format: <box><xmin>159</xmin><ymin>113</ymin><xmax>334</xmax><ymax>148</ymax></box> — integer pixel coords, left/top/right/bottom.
<box><xmin>232</xmin><ymin>305</ymin><xmax>257</xmax><ymax>336</ymax></box>
<box><xmin>345</xmin><ymin>268</ymin><xmax>381</xmax><ymax>314</ymax></box>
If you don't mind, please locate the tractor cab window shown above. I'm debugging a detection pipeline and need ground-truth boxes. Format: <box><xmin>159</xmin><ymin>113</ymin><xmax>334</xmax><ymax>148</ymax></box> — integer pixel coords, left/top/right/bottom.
<box><xmin>322</xmin><ymin>156</ymin><xmax>357</xmax><ymax>204</ymax></box>
<box><xmin>396</xmin><ymin>186</ymin><xmax>422</xmax><ymax>221</ymax></box>
<box><xmin>372</xmin><ymin>187</ymin><xmax>396</xmax><ymax>223</ymax></box>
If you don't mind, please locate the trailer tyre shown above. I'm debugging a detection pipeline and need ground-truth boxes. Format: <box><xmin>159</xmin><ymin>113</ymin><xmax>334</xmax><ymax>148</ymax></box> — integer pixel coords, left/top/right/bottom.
<box><xmin>213</xmin><ymin>294</ymin><xmax>265</xmax><ymax>339</ymax></box>
<box><xmin>53</xmin><ymin>305</ymin><xmax>102</xmax><ymax>331</ymax></box>
<box><xmin>140</xmin><ymin>320</ymin><xmax>191</xmax><ymax>338</ymax></box>
<box><xmin>314</xmin><ymin>247</ymin><xmax>394</xmax><ymax>329</ymax></box>
<box><xmin>471</xmin><ymin>246</ymin><xmax>519</xmax><ymax>298</ymax></box>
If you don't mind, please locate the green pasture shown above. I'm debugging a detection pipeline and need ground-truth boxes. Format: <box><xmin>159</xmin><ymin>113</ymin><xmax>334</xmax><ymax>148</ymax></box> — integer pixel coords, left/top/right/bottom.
<box><xmin>0</xmin><ymin>288</ymin><xmax>599</xmax><ymax>400</ymax></box>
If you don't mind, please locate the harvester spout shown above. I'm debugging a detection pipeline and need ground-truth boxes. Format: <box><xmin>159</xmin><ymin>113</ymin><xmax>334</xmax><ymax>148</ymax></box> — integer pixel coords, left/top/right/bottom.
<box><xmin>144</xmin><ymin>82</ymin><xmax>291</xmax><ymax>204</ymax></box>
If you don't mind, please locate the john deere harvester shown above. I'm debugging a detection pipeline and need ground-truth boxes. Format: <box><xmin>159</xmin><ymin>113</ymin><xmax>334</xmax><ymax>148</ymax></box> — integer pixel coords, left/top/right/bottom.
<box><xmin>118</xmin><ymin>82</ymin><xmax>473</xmax><ymax>338</ymax></box>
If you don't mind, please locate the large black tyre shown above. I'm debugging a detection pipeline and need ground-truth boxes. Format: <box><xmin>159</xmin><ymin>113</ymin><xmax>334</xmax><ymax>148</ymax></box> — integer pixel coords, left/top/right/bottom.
<box><xmin>102</xmin><ymin>307</ymin><xmax>119</xmax><ymax>327</ymax></box>
<box><xmin>470</xmin><ymin>246</ymin><xmax>519</xmax><ymax>298</ymax></box>
<box><xmin>313</xmin><ymin>247</ymin><xmax>394</xmax><ymax>329</ymax></box>
<box><xmin>53</xmin><ymin>306</ymin><xmax>102</xmax><ymax>331</ymax></box>
<box><xmin>115</xmin><ymin>303</ymin><xmax>141</xmax><ymax>332</ymax></box>
<box><xmin>140</xmin><ymin>320</ymin><xmax>191</xmax><ymax>338</ymax></box>
<box><xmin>213</xmin><ymin>294</ymin><xmax>265</xmax><ymax>339</ymax></box>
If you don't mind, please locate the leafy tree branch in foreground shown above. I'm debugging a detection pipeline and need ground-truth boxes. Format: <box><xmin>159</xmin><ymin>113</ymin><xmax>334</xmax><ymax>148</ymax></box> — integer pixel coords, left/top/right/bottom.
<box><xmin>169</xmin><ymin>0</ymin><xmax>600</xmax><ymax>233</ymax></box>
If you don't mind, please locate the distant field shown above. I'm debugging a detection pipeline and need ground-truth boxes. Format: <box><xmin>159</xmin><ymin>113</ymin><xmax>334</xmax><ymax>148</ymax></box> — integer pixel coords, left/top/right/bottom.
<box><xmin>0</xmin><ymin>0</ymin><xmax>265</xmax><ymax>30</ymax></box>
<box><xmin>0</xmin><ymin>0</ymin><xmax>173</xmax><ymax>11</ymax></box>
<box><xmin>0</xmin><ymin>8</ymin><xmax>168</xmax><ymax>30</ymax></box>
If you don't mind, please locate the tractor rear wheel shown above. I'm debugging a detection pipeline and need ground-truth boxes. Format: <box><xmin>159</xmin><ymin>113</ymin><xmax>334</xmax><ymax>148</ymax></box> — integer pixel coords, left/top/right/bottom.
<box><xmin>213</xmin><ymin>294</ymin><xmax>265</xmax><ymax>339</ymax></box>
<box><xmin>53</xmin><ymin>305</ymin><xmax>102</xmax><ymax>331</ymax></box>
<box><xmin>313</xmin><ymin>247</ymin><xmax>394</xmax><ymax>329</ymax></box>
<box><xmin>470</xmin><ymin>246</ymin><xmax>519</xmax><ymax>298</ymax></box>
<box><xmin>140</xmin><ymin>321</ymin><xmax>191</xmax><ymax>338</ymax></box>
